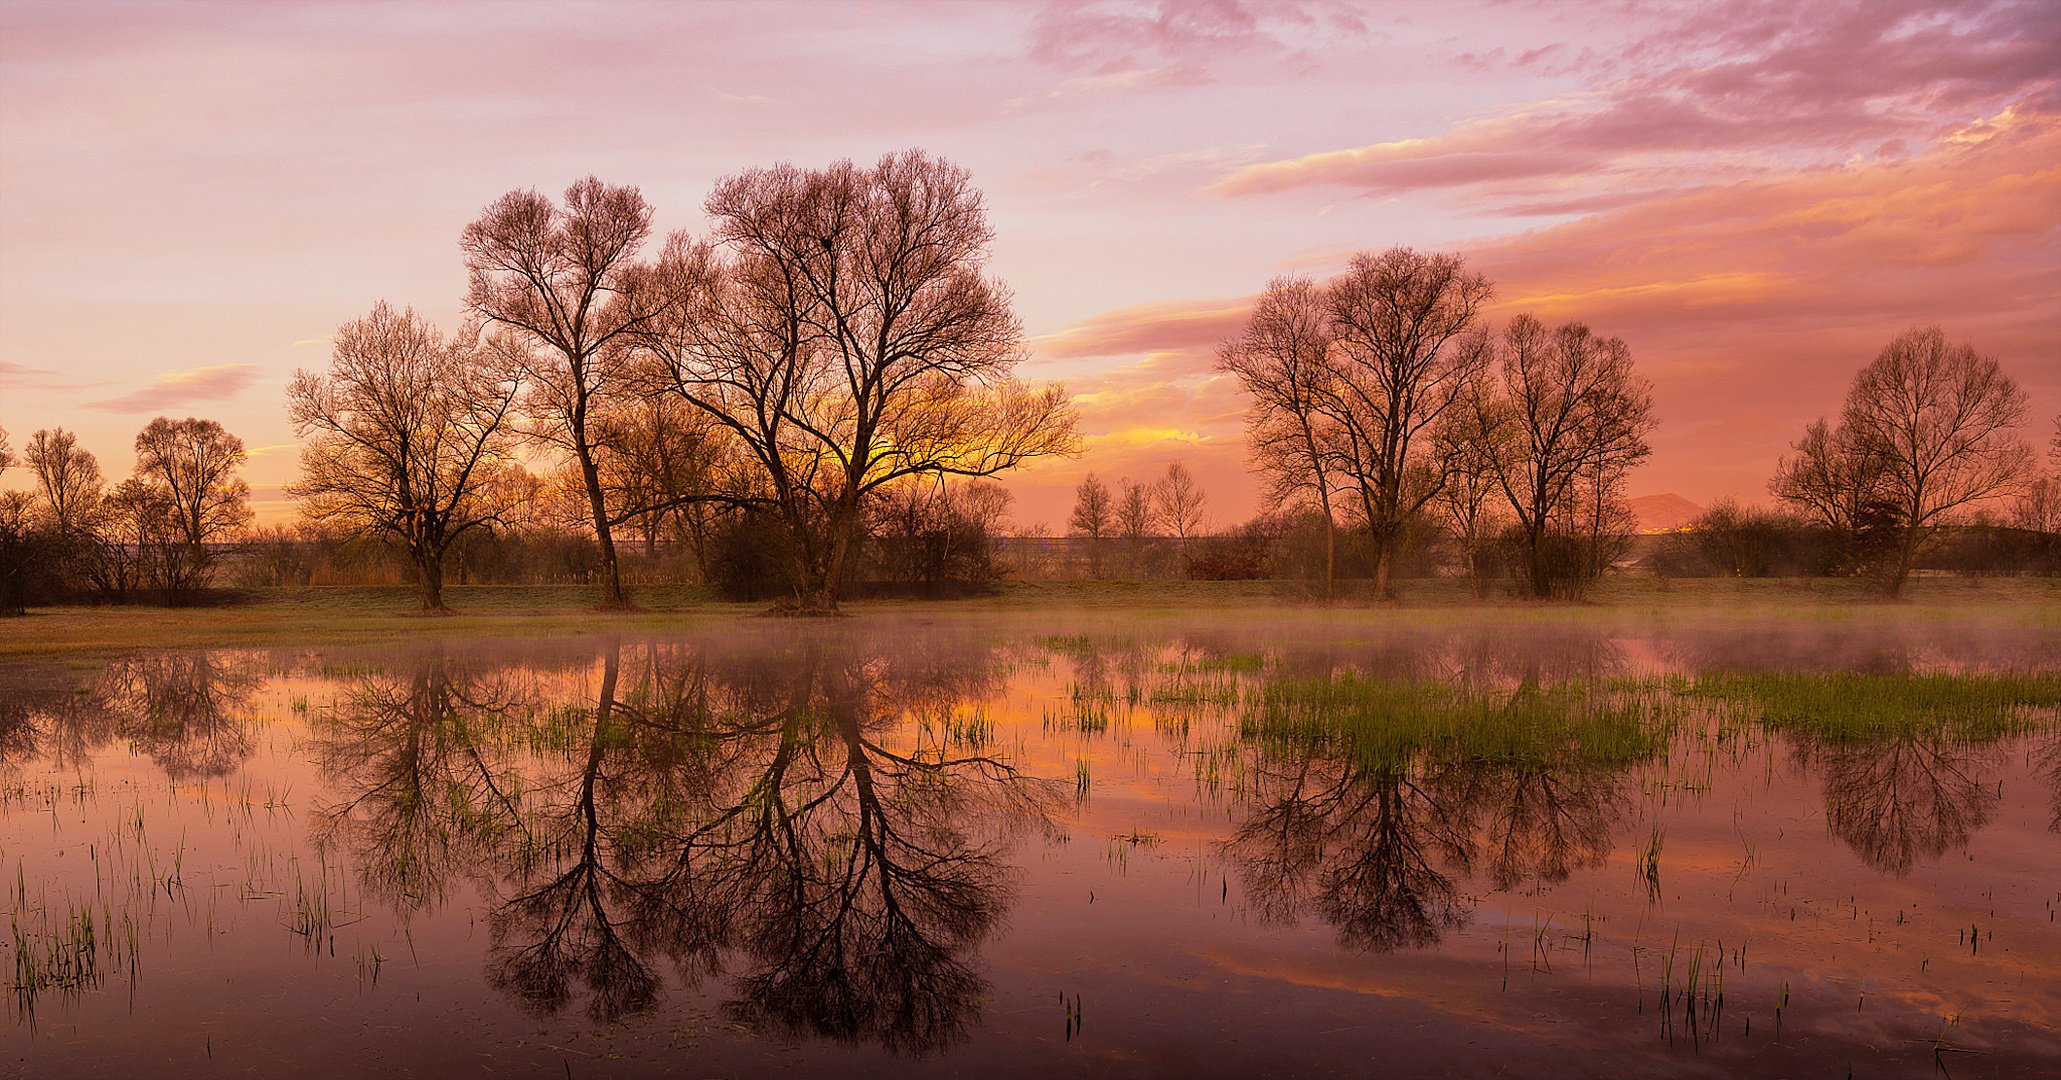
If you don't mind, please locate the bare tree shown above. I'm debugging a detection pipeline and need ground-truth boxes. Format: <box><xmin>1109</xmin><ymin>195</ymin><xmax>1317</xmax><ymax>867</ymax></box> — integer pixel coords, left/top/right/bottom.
<box><xmin>1068</xmin><ymin>474</ymin><xmax>1112</xmax><ymax>541</ymax></box>
<box><xmin>1769</xmin><ymin>418</ymin><xmax>1888</xmax><ymax>537</ymax></box>
<box><xmin>1219</xmin><ymin>252</ymin><xmax>1491</xmax><ymax>597</ymax></box>
<box><xmin>591</xmin><ymin>394</ymin><xmax>733</xmax><ymax>561</ymax></box>
<box><xmin>462</xmin><ymin>177</ymin><xmax>665</xmax><ymax>608</ymax></box>
<box><xmin>1322</xmin><ymin>248</ymin><xmax>1495</xmax><ymax>597</ymax></box>
<box><xmin>1216</xmin><ymin>276</ymin><xmax>1341</xmax><ymax>596</ymax></box>
<box><xmin>287</xmin><ymin>301</ymin><xmax>524</xmax><ymax>612</ymax></box>
<box><xmin>0</xmin><ymin>426</ymin><xmax>11</xmax><ymax>475</ymax></box>
<box><xmin>1476</xmin><ymin>316</ymin><xmax>1655</xmax><ymax>598</ymax></box>
<box><xmin>640</xmin><ymin>151</ymin><xmax>1077</xmax><ymax>612</ymax></box>
<box><xmin>1116</xmin><ymin>478</ymin><xmax>1153</xmax><ymax>541</ymax></box>
<box><xmin>1836</xmin><ymin>326</ymin><xmax>2031</xmax><ymax>597</ymax></box>
<box><xmin>132</xmin><ymin>416</ymin><xmax>251</xmax><ymax>596</ymax></box>
<box><xmin>25</xmin><ymin>427</ymin><xmax>103</xmax><ymax>536</ymax></box>
<box><xmin>1430</xmin><ymin>393</ymin><xmax>1504</xmax><ymax>597</ymax></box>
<box><xmin>1152</xmin><ymin>461</ymin><xmax>1207</xmax><ymax>541</ymax></box>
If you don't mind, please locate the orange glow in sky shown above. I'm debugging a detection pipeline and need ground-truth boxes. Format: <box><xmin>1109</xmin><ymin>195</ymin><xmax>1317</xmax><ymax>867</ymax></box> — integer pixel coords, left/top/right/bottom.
<box><xmin>2</xmin><ymin>0</ymin><xmax>2055</xmax><ymax>529</ymax></box>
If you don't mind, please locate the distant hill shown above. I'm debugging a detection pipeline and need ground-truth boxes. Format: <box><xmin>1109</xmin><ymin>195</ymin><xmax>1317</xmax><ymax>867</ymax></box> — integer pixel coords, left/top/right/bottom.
<box><xmin>1628</xmin><ymin>493</ymin><xmax>1704</xmax><ymax>533</ymax></box>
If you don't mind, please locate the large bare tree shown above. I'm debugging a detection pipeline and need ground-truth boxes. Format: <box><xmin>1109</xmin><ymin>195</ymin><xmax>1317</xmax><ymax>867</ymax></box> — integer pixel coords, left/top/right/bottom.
<box><xmin>461</xmin><ymin>177</ymin><xmax>666</xmax><ymax>608</ymax></box>
<box><xmin>638</xmin><ymin>151</ymin><xmax>1076</xmax><ymax>612</ymax></box>
<box><xmin>288</xmin><ymin>301</ymin><xmax>524</xmax><ymax>611</ymax></box>
<box><xmin>1216</xmin><ymin>276</ymin><xmax>1342</xmax><ymax>596</ymax></box>
<box><xmin>132</xmin><ymin>416</ymin><xmax>252</xmax><ymax>595</ymax></box>
<box><xmin>1835</xmin><ymin>326</ymin><xmax>2031</xmax><ymax>597</ymax></box>
<box><xmin>1322</xmin><ymin>248</ymin><xmax>1494</xmax><ymax>596</ymax></box>
<box><xmin>1476</xmin><ymin>316</ymin><xmax>1655</xmax><ymax>598</ymax></box>
<box><xmin>1219</xmin><ymin>252</ymin><xmax>1491</xmax><ymax>597</ymax></box>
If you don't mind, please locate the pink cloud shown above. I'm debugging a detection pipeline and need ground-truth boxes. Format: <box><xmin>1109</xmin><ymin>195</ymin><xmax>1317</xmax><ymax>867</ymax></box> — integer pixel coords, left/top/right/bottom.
<box><xmin>1214</xmin><ymin>0</ymin><xmax>2061</xmax><ymax>199</ymax></box>
<box><xmin>84</xmin><ymin>364</ymin><xmax>261</xmax><ymax>413</ymax></box>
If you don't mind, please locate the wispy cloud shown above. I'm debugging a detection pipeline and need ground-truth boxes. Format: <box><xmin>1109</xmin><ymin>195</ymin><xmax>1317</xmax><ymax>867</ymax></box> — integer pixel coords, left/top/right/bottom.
<box><xmin>1212</xmin><ymin>0</ymin><xmax>2061</xmax><ymax>199</ymax></box>
<box><xmin>83</xmin><ymin>363</ymin><xmax>260</xmax><ymax>413</ymax></box>
<box><xmin>0</xmin><ymin>359</ymin><xmax>79</xmax><ymax>391</ymax></box>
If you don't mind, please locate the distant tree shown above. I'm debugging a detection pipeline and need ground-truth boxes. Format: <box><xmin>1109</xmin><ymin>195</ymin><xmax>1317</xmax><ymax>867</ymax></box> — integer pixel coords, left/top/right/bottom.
<box><xmin>591</xmin><ymin>395</ymin><xmax>732</xmax><ymax>559</ymax></box>
<box><xmin>1152</xmin><ymin>462</ymin><xmax>1207</xmax><ymax>541</ymax></box>
<box><xmin>1068</xmin><ymin>474</ymin><xmax>1112</xmax><ymax>541</ymax></box>
<box><xmin>1837</xmin><ymin>327</ymin><xmax>2031</xmax><ymax>597</ymax></box>
<box><xmin>1476</xmin><ymin>316</ymin><xmax>1655</xmax><ymax>598</ymax></box>
<box><xmin>1116</xmin><ymin>478</ymin><xmax>1153</xmax><ymax>542</ymax></box>
<box><xmin>287</xmin><ymin>301</ymin><xmax>524</xmax><ymax>612</ymax></box>
<box><xmin>462</xmin><ymin>177</ymin><xmax>665</xmax><ymax>608</ymax></box>
<box><xmin>640</xmin><ymin>151</ymin><xmax>1077</xmax><ymax>612</ymax></box>
<box><xmin>132</xmin><ymin>416</ymin><xmax>252</xmax><ymax>597</ymax></box>
<box><xmin>26</xmin><ymin>428</ymin><xmax>103</xmax><ymax>536</ymax></box>
<box><xmin>0</xmin><ymin>427</ymin><xmax>48</xmax><ymax>615</ymax></box>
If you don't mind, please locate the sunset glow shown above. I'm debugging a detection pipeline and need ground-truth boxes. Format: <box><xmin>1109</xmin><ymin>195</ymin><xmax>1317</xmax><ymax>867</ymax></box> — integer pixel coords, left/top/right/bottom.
<box><xmin>2</xmin><ymin>0</ymin><xmax>2055</xmax><ymax>529</ymax></box>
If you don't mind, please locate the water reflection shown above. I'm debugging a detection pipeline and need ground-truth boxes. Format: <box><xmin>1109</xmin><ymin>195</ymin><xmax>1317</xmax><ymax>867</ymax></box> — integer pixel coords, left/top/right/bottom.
<box><xmin>1791</xmin><ymin>734</ymin><xmax>2002</xmax><ymax>875</ymax></box>
<box><xmin>0</xmin><ymin>653</ymin><xmax>258</xmax><ymax>777</ymax></box>
<box><xmin>4</xmin><ymin>614</ymin><xmax>2057</xmax><ymax>1072</ymax></box>
<box><xmin>312</xmin><ymin>634</ymin><xmax>1056</xmax><ymax>1053</ymax></box>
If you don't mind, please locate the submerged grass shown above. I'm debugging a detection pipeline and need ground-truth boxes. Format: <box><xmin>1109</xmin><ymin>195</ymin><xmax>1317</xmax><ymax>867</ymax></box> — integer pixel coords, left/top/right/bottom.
<box><xmin>1242</xmin><ymin>674</ymin><xmax>1670</xmax><ymax>769</ymax></box>
<box><xmin>1684</xmin><ymin>671</ymin><xmax>2061</xmax><ymax>742</ymax></box>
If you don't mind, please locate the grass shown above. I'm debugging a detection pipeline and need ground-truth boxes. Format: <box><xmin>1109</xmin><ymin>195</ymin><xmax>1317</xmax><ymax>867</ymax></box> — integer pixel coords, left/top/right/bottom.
<box><xmin>2</xmin><ymin>576</ymin><xmax>2054</xmax><ymax>660</ymax></box>
<box><xmin>1685</xmin><ymin>671</ymin><xmax>2061</xmax><ymax>741</ymax></box>
<box><xmin>1242</xmin><ymin>673</ymin><xmax>1670</xmax><ymax>770</ymax></box>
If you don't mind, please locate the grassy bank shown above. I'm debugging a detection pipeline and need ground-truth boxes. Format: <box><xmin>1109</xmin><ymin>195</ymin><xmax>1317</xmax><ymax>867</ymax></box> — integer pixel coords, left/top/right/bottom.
<box><xmin>0</xmin><ymin>576</ymin><xmax>2054</xmax><ymax>660</ymax></box>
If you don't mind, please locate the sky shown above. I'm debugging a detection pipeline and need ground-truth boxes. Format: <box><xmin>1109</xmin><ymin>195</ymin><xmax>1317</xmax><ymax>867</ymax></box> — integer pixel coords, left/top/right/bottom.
<box><xmin>1</xmin><ymin>0</ymin><xmax>2056</xmax><ymax>531</ymax></box>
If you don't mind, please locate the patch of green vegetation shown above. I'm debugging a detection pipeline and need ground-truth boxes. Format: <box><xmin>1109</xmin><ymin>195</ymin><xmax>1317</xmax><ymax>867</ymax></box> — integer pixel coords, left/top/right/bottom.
<box><xmin>1683</xmin><ymin>671</ymin><xmax>2061</xmax><ymax>742</ymax></box>
<box><xmin>1242</xmin><ymin>674</ymin><xmax>1669</xmax><ymax>770</ymax></box>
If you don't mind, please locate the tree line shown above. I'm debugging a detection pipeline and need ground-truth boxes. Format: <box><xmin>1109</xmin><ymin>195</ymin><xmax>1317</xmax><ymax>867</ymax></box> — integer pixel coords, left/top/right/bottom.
<box><xmin>1207</xmin><ymin>248</ymin><xmax>2054</xmax><ymax>599</ymax></box>
<box><xmin>4</xmin><ymin>157</ymin><xmax>2057</xmax><ymax>614</ymax></box>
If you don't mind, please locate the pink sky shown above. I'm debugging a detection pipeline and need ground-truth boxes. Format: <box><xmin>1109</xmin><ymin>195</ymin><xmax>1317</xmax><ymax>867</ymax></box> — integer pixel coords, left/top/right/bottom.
<box><xmin>2</xmin><ymin>0</ymin><xmax>2056</xmax><ymax>531</ymax></box>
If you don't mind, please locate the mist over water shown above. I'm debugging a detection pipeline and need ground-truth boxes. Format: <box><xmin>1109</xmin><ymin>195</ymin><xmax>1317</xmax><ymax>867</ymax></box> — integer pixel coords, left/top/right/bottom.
<box><xmin>3</xmin><ymin>611</ymin><xmax>2057</xmax><ymax>1077</ymax></box>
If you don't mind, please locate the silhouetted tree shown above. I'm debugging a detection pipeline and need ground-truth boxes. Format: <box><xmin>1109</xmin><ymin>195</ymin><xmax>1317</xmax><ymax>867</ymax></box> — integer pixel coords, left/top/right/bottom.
<box><xmin>639</xmin><ymin>151</ymin><xmax>1077</xmax><ymax>613</ymax></box>
<box><xmin>289</xmin><ymin>302</ymin><xmax>524</xmax><ymax>611</ymax></box>
<box><xmin>1473</xmin><ymin>316</ymin><xmax>1655</xmax><ymax>598</ymax></box>
<box><xmin>1839</xmin><ymin>327</ymin><xmax>2031</xmax><ymax>596</ymax></box>
<box><xmin>462</xmin><ymin>177</ymin><xmax>667</xmax><ymax>608</ymax></box>
<box><xmin>132</xmin><ymin>416</ymin><xmax>252</xmax><ymax>597</ymax></box>
<box><xmin>1218</xmin><ymin>276</ymin><xmax>1342</xmax><ymax>596</ymax></box>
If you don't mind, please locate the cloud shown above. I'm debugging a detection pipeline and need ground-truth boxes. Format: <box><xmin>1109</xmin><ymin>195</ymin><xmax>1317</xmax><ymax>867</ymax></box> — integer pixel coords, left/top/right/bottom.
<box><xmin>1212</xmin><ymin>0</ymin><xmax>2061</xmax><ymax>199</ymax></box>
<box><xmin>1463</xmin><ymin>97</ymin><xmax>2061</xmax><ymax>501</ymax></box>
<box><xmin>83</xmin><ymin>363</ymin><xmax>260</xmax><ymax>413</ymax></box>
<box><xmin>1024</xmin><ymin>0</ymin><xmax>1352</xmax><ymax>92</ymax></box>
<box><xmin>1027</xmin><ymin>95</ymin><xmax>2059</xmax><ymax>520</ymax></box>
<box><xmin>0</xmin><ymin>359</ymin><xmax>78</xmax><ymax>391</ymax></box>
<box><xmin>1031</xmin><ymin>298</ymin><xmax>1251</xmax><ymax>360</ymax></box>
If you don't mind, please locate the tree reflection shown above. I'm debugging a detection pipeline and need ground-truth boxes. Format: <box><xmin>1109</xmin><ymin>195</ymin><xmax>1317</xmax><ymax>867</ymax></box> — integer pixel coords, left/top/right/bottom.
<box><xmin>98</xmin><ymin>653</ymin><xmax>259</xmax><ymax>779</ymax></box>
<box><xmin>313</xmin><ymin>647</ymin><xmax>537</xmax><ymax>914</ymax></box>
<box><xmin>1224</xmin><ymin>704</ymin><xmax>1637</xmax><ymax>950</ymax></box>
<box><xmin>1795</xmin><ymin>734</ymin><xmax>2002</xmax><ymax>875</ymax></box>
<box><xmin>314</xmin><ymin>632</ymin><xmax>1053</xmax><ymax>1053</ymax></box>
<box><xmin>1227</xmin><ymin>752</ymin><xmax>1470</xmax><ymax>950</ymax></box>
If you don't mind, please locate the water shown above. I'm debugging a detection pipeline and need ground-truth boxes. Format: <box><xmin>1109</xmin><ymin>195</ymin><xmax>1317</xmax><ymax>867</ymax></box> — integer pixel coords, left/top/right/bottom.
<box><xmin>2</xmin><ymin>611</ymin><xmax>2057</xmax><ymax>1077</ymax></box>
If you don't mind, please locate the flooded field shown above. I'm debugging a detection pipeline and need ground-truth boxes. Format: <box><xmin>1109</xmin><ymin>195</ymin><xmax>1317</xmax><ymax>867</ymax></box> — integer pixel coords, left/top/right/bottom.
<box><xmin>2</xmin><ymin>612</ymin><xmax>2057</xmax><ymax>1077</ymax></box>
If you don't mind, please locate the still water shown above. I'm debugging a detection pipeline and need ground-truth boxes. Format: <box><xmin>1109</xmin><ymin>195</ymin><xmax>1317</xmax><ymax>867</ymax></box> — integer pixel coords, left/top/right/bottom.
<box><xmin>2</xmin><ymin>612</ymin><xmax>2057</xmax><ymax>1077</ymax></box>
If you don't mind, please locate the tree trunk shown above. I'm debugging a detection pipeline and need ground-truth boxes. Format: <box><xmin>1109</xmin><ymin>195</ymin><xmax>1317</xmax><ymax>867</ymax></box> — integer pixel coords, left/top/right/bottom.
<box><xmin>1318</xmin><ymin>488</ymin><xmax>1336</xmax><ymax>601</ymax></box>
<box><xmin>576</xmin><ymin>446</ymin><xmax>629</xmax><ymax>609</ymax></box>
<box><xmin>415</xmin><ymin>546</ymin><xmax>446</xmax><ymax>613</ymax></box>
<box><xmin>1527</xmin><ymin>527</ymin><xmax>1552</xmax><ymax>599</ymax></box>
